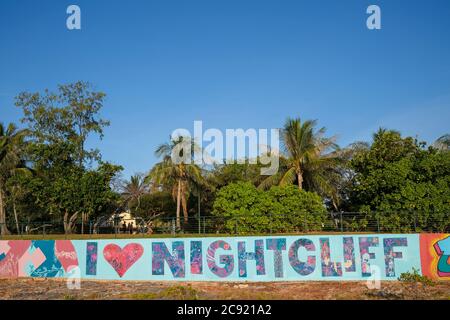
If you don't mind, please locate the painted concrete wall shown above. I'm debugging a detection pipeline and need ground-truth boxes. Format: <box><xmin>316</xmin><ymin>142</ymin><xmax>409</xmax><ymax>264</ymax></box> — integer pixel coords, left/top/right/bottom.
<box><xmin>0</xmin><ymin>234</ymin><xmax>448</xmax><ymax>281</ymax></box>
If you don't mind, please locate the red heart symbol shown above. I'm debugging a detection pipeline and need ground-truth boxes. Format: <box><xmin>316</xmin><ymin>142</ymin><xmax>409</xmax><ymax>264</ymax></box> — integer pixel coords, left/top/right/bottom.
<box><xmin>103</xmin><ymin>243</ymin><xmax>144</xmax><ymax>277</ymax></box>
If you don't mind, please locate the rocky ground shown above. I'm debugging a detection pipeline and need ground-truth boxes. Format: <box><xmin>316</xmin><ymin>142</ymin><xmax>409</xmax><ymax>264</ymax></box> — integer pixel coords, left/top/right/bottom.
<box><xmin>0</xmin><ymin>278</ymin><xmax>448</xmax><ymax>300</ymax></box>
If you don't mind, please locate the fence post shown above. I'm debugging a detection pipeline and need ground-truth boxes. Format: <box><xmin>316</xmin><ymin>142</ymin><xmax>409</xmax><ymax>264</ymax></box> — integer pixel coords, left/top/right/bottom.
<box><xmin>304</xmin><ymin>214</ymin><xmax>307</xmax><ymax>232</ymax></box>
<box><xmin>171</xmin><ymin>218</ymin><xmax>176</xmax><ymax>236</ymax></box>
<box><xmin>340</xmin><ymin>212</ymin><xmax>343</xmax><ymax>232</ymax></box>
<box><xmin>203</xmin><ymin>217</ymin><xmax>206</xmax><ymax>234</ymax></box>
<box><xmin>376</xmin><ymin>215</ymin><xmax>380</xmax><ymax>233</ymax></box>
<box><xmin>413</xmin><ymin>211</ymin><xmax>417</xmax><ymax>232</ymax></box>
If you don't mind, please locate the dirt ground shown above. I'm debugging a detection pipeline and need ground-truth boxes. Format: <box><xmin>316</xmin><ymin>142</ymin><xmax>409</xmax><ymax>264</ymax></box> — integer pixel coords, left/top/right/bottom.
<box><xmin>0</xmin><ymin>278</ymin><xmax>448</xmax><ymax>300</ymax></box>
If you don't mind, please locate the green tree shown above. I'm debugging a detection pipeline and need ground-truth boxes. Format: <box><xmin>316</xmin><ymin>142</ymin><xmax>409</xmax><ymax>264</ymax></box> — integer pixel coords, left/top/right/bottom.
<box><xmin>80</xmin><ymin>163</ymin><xmax>123</xmax><ymax>233</ymax></box>
<box><xmin>212</xmin><ymin>182</ymin><xmax>327</xmax><ymax>233</ymax></box>
<box><xmin>0</xmin><ymin>123</ymin><xmax>28</xmax><ymax>235</ymax></box>
<box><xmin>15</xmin><ymin>81</ymin><xmax>109</xmax><ymax>168</ymax></box>
<box><xmin>348</xmin><ymin>129</ymin><xmax>450</xmax><ymax>232</ymax></box>
<box><xmin>259</xmin><ymin>117</ymin><xmax>343</xmax><ymax>209</ymax></box>
<box><xmin>121</xmin><ymin>174</ymin><xmax>148</xmax><ymax>211</ymax></box>
<box><xmin>266</xmin><ymin>185</ymin><xmax>328</xmax><ymax>232</ymax></box>
<box><xmin>210</xmin><ymin>161</ymin><xmax>264</xmax><ymax>188</ymax></box>
<box><xmin>15</xmin><ymin>82</ymin><xmax>120</xmax><ymax>233</ymax></box>
<box><xmin>146</xmin><ymin>136</ymin><xmax>204</xmax><ymax>229</ymax></box>
<box><xmin>25</xmin><ymin>159</ymin><xmax>122</xmax><ymax>233</ymax></box>
<box><xmin>6</xmin><ymin>169</ymin><xmax>32</xmax><ymax>234</ymax></box>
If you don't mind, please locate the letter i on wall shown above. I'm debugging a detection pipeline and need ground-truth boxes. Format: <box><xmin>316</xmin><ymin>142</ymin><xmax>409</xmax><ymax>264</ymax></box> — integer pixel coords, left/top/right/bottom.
<box><xmin>86</xmin><ymin>242</ymin><xmax>98</xmax><ymax>275</ymax></box>
<box><xmin>190</xmin><ymin>241</ymin><xmax>203</xmax><ymax>274</ymax></box>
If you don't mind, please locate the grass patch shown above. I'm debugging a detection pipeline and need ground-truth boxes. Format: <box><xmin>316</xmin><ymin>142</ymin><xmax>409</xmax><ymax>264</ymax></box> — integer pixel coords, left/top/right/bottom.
<box><xmin>397</xmin><ymin>268</ymin><xmax>436</xmax><ymax>299</ymax></box>
<box><xmin>398</xmin><ymin>268</ymin><xmax>435</xmax><ymax>286</ymax></box>
<box><xmin>125</xmin><ymin>285</ymin><xmax>200</xmax><ymax>300</ymax></box>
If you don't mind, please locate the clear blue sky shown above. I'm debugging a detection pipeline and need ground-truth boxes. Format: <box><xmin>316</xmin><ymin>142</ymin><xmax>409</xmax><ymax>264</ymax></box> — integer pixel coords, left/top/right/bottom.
<box><xmin>1</xmin><ymin>0</ymin><xmax>449</xmax><ymax>178</ymax></box>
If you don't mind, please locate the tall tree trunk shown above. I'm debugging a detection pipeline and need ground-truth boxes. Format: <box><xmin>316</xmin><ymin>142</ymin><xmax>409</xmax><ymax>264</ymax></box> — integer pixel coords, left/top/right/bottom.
<box><xmin>64</xmin><ymin>211</ymin><xmax>78</xmax><ymax>234</ymax></box>
<box><xmin>135</xmin><ymin>197</ymin><xmax>141</xmax><ymax>211</ymax></box>
<box><xmin>297</xmin><ymin>172</ymin><xmax>303</xmax><ymax>190</ymax></box>
<box><xmin>176</xmin><ymin>179</ymin><xmax>181</xmax><ymax>229</ymax></box>
<box><xmin>181</xmin><ymin>192</ymin><xmax>188</xmax><ymax>223</ymax></box>
<box><xmin>64</xmin><ymin>211</ymin><xmax>69</xmax><ymax>233</ymax></box>
<box><xmin>0</xmin><ymin>188</ymin><xmax>10</xmax><ymax>235</ymax></box>
<box><xmin>13</xmin><ymin>199</ymin><xmax>20</xmax><ymax>235</ymax></box>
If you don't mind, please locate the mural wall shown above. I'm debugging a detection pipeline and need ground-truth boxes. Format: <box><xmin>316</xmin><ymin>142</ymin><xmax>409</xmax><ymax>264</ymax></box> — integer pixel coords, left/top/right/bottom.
<box><xmin>0</xmin><ymin>234</ymin><xmax>448</xmax><ymax>281</ymax></box>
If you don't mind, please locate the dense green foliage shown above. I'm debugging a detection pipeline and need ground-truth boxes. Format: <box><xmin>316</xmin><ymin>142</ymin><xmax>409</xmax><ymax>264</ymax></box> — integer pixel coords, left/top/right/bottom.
<box><xmin>347</xmin><ymin>129</ymin><xmax>450</xmax><ymax>232</ymax></box>
<box><xmin>0</xmin><ymin>123</ymin><xmax>29</xmax><ymax>234</ymax></box>
<box><xmin>1</xmin><ymin>82</ymin><xmax>448</xmax><ymax>235</ymax></box>
<box><xmin>212</xmin><ymin>182</ymin><xmax>327</xmax><ymax>233</ymax></box>
<box><xmin>4</xmin><ymin>82</ymin><xmax>123</xmax><ymax>234</ymax></box>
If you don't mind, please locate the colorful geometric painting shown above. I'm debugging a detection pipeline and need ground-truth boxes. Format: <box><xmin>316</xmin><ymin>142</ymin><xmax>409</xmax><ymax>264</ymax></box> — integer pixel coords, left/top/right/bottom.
<box><xmin>0</xmin><ymin>240</ymin><xmax>78</xmax><ymax>278</ymax></box>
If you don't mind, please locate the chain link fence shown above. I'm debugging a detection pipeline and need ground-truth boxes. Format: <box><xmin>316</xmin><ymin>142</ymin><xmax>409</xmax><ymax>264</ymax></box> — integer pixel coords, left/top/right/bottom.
<box><xmin>1</xmin><ymin>211</ymin><xmax>449</xmax><ymax>238</ymax></box>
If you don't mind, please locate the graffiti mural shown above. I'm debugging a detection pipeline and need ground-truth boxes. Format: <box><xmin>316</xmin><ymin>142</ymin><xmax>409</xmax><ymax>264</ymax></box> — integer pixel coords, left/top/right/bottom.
<box><xmin>0</xmin><ymin>234</ymin><xmax>448</xmax><ymax>281</ymax></box>
<box><xmin>103</xmin><ymin>243</ymin><xmax>144</xmax><ymax>277</ymax></box>
<box><xmin>420</xmin><ymin>234</ymin><xmax>450</xmax><ymax>280</ymax></box>
<box><xmin>0</xmin><ymin>240</ymin><xmax>78</xmax><ymax>278</ymax></box>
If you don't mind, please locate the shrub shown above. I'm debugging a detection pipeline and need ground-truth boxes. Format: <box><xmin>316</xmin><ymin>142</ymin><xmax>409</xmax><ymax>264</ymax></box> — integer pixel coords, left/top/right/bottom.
<box><xmin>212</xmin><ymin>182</ymin><xmax>327</xmax><ymax>233</ymax></box>
<box><xmin>398</xmin><ymin>268</ymin><xmax>434</xmax><ymax>286</ymax></box>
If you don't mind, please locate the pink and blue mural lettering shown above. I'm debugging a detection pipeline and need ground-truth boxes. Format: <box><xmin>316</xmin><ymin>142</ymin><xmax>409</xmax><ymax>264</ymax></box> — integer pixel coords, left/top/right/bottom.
<box><xmin>190</xmin><ymin>241</ymin><xmax>202</xmax><ymax>275</ymax></box>
<box><xmin>343</xmin><ymin>237</ymin><xmax>356</xmax><ymax>272</ymax></box>
<box><xmin>266</xmin><ymin>239</ymin><xmax>286</xmax><ymax>278</ymax></box>
<box><xmin>206</xmin><ymin>240</ymin><xmax>234</xmax><ymax>278</ymax></box>
<box><xmin>0</xmin><ymin>234</ymin><xmax>447</xmax><ymax>281</ymax></box>
<box><xmin>86</xmin><ymin>242</ymin><xmax>98</xmax><ymax>275</ymax></box>
<box><xmin>320</xmin><ymin>238</ymin><xmax>343</xmax><ymax>277</ymax></box>
<box><xmin>383</xmin><ymin>238</ymin><xmax>408</xmax><ymax>277</ymax></box>
<box><xmin>288</xmin><ymin>238</ymin><xmax>316</xmax><ymax>276</ymax></box>
<box><xmin>238</xmin><ymin>240</ymin><xmax>265</xmax><ymax>277</ymax></box>
<box><xmin>359</xmin><ymin>237</ymin><xmax>379</xmax><ymax>277</ymax></box>
<box><xmin>152</xmin><ymin>241</ymin><xmax>185</xmax><ymax>278</ymax></box>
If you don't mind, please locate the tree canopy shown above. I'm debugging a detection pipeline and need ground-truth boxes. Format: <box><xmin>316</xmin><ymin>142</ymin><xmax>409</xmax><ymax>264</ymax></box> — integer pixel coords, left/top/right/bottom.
<box><xmin>347</xmin><ymin>129</ymin><xmax>450</xmax><ymax>232</ymax></box>
<box><xmin>1</xmin><ymin>82</ymin><xmax>448</xmax><ymax>235</ymax></box>
<box><xmin>212</xmin><ymin>182</ymin><xmax>327</xmax><ymax>233</ymax></box>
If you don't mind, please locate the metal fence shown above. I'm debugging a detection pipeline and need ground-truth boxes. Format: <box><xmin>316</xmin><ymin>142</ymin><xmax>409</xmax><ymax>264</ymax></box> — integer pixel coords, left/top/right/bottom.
<box><xmin>1</xmin><ymin>211</ymin><xmax>449</xmax><ymax>238</ymax></box>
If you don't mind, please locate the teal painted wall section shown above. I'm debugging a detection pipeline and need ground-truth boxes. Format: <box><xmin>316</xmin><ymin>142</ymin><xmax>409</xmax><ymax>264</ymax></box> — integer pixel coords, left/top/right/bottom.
<box><xmin>1</xmin><ymin>233</ymin><xmax>448</xmax><ymax>281</ymax></box>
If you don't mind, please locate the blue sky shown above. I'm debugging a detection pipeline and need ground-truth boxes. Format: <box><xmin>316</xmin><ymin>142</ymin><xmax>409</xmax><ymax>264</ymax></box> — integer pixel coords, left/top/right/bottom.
<box><xmin>1</xmin><ymin>0</ymin><xmax>449</xmax><ymax>178</ymax></box>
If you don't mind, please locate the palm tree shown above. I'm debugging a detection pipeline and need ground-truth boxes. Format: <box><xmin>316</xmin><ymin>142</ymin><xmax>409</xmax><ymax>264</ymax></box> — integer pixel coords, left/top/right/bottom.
<box><xmin>121</xmin><ymin>174</ymin><xmax>148</xmax><ymax>210</ymax></box>
<box><xmin>0</xmin><ymin>123</ymin><xmax>28</xmax><ymax>235</ymax></box>
<box><xmin>259</xmin><ymin>117</ymin><xmax>343</xmax><ymax>207</ymax></box>
<box><xmin>145</xmin><ymin>136</ymin><xmax>203</xmax><ymax>229</ymax></box>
